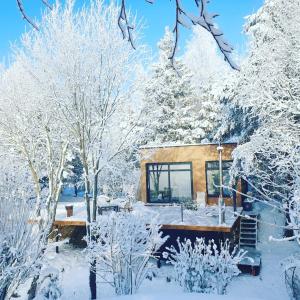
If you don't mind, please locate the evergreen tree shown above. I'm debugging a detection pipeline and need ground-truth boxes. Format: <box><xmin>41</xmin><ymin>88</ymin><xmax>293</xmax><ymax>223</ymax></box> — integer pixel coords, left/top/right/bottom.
<box><xmin>183</xmin><ymin>27</ymin><xmax>234</xmax><ymax>142</ymax></box>
<box><xmin>64</xmin><ymin>153</ymin><xmax>83</xmax><ymax>197</ymax></box>
<box><xmin>143</xmin><ymin>27</ymin><xmax>199</xmax><ymax>145</ymax></box>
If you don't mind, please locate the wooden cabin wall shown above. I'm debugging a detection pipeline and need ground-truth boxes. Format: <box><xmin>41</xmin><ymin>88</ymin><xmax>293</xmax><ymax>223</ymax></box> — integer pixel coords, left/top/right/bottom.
<box><xmin>139</xmin><ymin>144</ymin><xmax>242</xmax><ymax>206</ymax></box>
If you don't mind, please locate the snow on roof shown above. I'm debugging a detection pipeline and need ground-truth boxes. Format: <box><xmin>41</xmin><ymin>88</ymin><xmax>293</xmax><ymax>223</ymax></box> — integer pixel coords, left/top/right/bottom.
<box><xmin>139</xmin><ymin>141</ymin><xmax>237</xmax><ymax>150</ymax></box>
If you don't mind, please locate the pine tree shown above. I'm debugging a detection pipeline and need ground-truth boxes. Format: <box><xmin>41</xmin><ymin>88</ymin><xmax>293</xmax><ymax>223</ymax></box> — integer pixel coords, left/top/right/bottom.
<box><xmin>143</xmin><ymin>27</ymin><xmax>199</xmax><ymax>145</ymax></box>
<box><xmin>183</xmin><ymin>27</ymin><xmax>234</xmax><ymax>142</ymax></box>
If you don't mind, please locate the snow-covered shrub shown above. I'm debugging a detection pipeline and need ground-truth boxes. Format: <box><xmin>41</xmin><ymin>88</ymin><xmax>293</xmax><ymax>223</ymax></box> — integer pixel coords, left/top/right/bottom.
<box><xmin>36</xmin><ymin>267</ymin><xmax>62</xmax><ymax>300</ymax></box>
<box><xmin>282</xmin><ymin>254</ymin><xmax>300</xmax><ymax>300</ymax></box>
<box><xmin>86</xmin><ymin>211</ymin><xmax>168</xmax><ymax>295</ymax></box>
<box><xmin>165</xmin><ymin>238</ymin><xmax>245</xmax><ymax>295</ymax></box>
<box><xmin>0</xmin><ymin>170</ymin><xmax>42</xmax><ymax>300</ymax></box>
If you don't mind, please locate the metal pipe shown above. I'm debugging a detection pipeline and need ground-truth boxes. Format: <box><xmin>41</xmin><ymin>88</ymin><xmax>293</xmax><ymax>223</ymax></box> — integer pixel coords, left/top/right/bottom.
<box><xmin>217</xmin><ymin>142</ymin><xmax>225</xmax><ymax>224</ymax></box>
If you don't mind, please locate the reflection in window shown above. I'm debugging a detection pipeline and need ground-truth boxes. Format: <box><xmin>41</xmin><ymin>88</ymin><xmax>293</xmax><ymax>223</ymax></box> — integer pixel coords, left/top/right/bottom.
<box><xmin>147</xmin><ymin>163</ymin><xmax>192</xmax><ymax>203</ymax></box>
<box><xmin>206</xmin><ymin>161</ymin><xmax>233</xmax><ymax>197</ymax></box>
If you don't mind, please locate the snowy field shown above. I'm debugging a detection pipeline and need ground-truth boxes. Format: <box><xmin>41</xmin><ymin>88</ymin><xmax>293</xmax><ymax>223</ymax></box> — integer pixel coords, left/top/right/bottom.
<box><xmin>41</xmin><ymin>203</ymin><xmax>298</xmax><ymax>300</ymax></box>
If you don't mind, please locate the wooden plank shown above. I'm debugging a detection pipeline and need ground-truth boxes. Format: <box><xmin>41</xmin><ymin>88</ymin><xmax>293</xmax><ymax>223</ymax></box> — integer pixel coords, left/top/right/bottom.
<box><xmin>161</xmin><ymin>224</ymin><xmax>232</xmax><ymax>233</ymax></box>
<box><xmin>54</xmin><ymin>220</ymin><xmax>86</xmax><ymax>226</ymax></box>
<box><xmin>52</xmin><ymin>219</ymin><xmax>238</xmax><ymax>232</ymax></box>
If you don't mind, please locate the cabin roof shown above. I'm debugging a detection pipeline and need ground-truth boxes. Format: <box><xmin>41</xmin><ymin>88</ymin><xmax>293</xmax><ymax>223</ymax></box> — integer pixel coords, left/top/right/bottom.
<box><xmin>139</xmin><ymin>142</ymin><xmax>238</xmax><ymax>150</ymax></box>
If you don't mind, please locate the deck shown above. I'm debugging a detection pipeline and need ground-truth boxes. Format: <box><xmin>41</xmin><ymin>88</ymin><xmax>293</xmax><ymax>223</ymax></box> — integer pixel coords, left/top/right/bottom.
<box><xmin>54</xmin><ymin>199</ymin><xmax>242</xmax><ymax>233</ymax></box>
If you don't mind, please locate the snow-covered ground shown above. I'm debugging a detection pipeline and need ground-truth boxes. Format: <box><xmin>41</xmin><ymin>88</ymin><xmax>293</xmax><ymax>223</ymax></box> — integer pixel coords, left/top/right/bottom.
<box><xmin>44</xmin><ymin>202</ymin><xmax>299</xmax><ymax>300</ymax></box>
<box><xmin>56</xmin><ymin>197</ymin><xmax>241</xmax><ymax>228</ymax></box>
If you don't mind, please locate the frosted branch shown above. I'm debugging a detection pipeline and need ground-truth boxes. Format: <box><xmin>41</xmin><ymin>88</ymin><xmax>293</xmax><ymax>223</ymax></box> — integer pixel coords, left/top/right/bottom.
<box><xmin>16</xmin><ymin>0</ymin><xmax>52</xmax><ymax>31</ymax></box>
<box><xmin>119</xmin><ymin>0</ymin><xmax>239</xmax><ymax>70</ymax></box>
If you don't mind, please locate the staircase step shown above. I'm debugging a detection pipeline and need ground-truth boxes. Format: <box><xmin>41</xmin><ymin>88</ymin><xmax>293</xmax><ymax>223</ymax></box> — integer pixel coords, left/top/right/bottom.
<box><xmin>240</xmin><ymin>240</ymin><xmax>256</xmax><ymax>245</ymax></box>
<box><xmin>241</xmin><ymin>234</ymin><xmax>257</xmax><ymax>239</ymax></box>
<box><xmin>241</xmin><ymin>227</ymin><xmax>256</xmax><ymax>231</ymax></box>
<box><xmin>240</xmin><ymin>214</ymin><xmax>258</xmax><ymax>250</ymax></box>
<box><xmin>241</xmin><ymin>220</ymin><xmax>257</xmax><ymax>225</ymax></box>
<box><xmin>240</xmin><ymin>243</ymin><xmax>256</xmax><ymax>248</ymax></box>
<box><xmin>241</xmin><ymin>226</ymin><xmax>257</xmax><ymax>231</ymax></box>
<box><xmin>241</xmin><ymin>222</ymin><xmax>257</xmax><ymax>226</ymax></box>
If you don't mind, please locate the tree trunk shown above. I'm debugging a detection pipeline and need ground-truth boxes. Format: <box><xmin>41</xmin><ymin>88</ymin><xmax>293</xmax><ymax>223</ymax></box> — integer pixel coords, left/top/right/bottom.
<box><xmin>92</xmin><ymin>173</ymin><xmax>99</xmax><ymax>222</ymax></box>
<box><xmin>90</xmin><ymin>260</ymin><xmax>97</xmax><ymax>300</ymax></box>
<box><xmin>92</xmin><ymin>159</ymin><xmax>100</xmax><ymax>222</ymax></box>
<box><xmin>0</xmin><ymin>284</ymin><xmax>7</xmax><ymax>300</ymax></box>
<box><xmin>27</xmin><ymin>274</ymin><xmax>39</xmax><ymax>300</ymax></box>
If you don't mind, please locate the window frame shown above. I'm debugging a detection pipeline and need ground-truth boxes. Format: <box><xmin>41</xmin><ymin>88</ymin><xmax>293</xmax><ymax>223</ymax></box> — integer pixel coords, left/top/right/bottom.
<box><xmin>205</xmin><ymin>160</ymin><xmax>233</xmax><ymax>198</ymax></box>
<box><xmin>146</xmin><ymin>162</ymin><xmax>193</xmax><ymax>203</ymax></box>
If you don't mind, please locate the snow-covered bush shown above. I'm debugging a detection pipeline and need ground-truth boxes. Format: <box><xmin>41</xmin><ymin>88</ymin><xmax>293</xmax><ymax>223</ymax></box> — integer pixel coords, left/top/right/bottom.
<box><xmin>36</xmin><ymin>267</ymin><xmax>62</xmax><ymax>300</ymax></box>
<box><xmin>86</xmin><ymin>211</ymin><xmax>168</xmax><ymax>295</ymax></box>
<box><xmin>281</xmin><ymin>254</ymin><xmax>300</xmax><ymax>300</ymax></box>
<box><xmin>0</xmin><ymin>170</ymin><xmax>42</xmax><ymax>300</ymax></box>
<box><xmin>165</xmin><ymin>238</ymin><xmax>245</xmax><ymax>295</ymax></box>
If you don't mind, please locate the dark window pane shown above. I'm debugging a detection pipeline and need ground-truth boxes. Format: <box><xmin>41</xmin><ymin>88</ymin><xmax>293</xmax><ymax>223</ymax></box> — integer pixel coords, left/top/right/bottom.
<box><xmin>148</xmin><ymin>171</ymin><xmax>169</xmax><ymax>203</ymax></box>
<box><xmin>223</xmin><ymin>169</ymin><xmax>231</xmax><ymax>197</ymax></box>
<box><xmin>206</xmin><ymin>161</ymin><xmax>233</xmax><ymax>197</ymax></box>
<box><xmin>207</xmin><ymin>169</ymin><xmax>220</xmax><ymax>196</ymax></box>
<box><xmin>206</xmin><ymin>161</ymin><xmax>219</xmax><ymax>170</ymax></box>
<box><xmin>170</xmin><ymin>164</ymin><xmax>191</xmax><ymax>170</ymax></box>
<box><xmin>148</xmin><ymin>164</ymin><xmax>168</xmax><ymax>171</ymax></box>
<box><xmin>147</xmin><ymin>162</ymin><xmax>192</xmax><ymax>203</ymax></box>
<box><xmin>170</xmin><ymin>171</ymin><xmax>192</xmax><ymax>202</ymax></box>
<box><xmin>223</xmin><ymin>161</ymin><xmax>233</xmax><ymax>169</ymax></box>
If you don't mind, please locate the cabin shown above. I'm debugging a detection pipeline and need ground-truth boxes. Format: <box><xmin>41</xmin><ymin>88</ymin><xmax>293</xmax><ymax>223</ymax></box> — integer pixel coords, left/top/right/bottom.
<box><xmin>139</xmin><ymin>142</ymin><xmax>245</xmax><ymax>207</ymax></box>
<box><xmin>53</xmin><ymin>142</ymin><xmax>260</xmax><ymax>275</ymax></box>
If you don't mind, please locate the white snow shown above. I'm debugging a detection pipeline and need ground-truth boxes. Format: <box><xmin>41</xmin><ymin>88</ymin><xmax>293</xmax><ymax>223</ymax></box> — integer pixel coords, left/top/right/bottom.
<box><xmin>44</xmin><ymin>202</ymin><xmax>298</xmax><ymax>300</ymax></box>
<box><xmin>55</xmin><ymin>199</ymin><xmax>241</xmax><ymax>228</ymax></box>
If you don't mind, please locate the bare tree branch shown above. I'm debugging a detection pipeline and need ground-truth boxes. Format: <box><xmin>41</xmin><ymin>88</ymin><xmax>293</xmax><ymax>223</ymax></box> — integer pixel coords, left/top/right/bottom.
<box><xmin>41</xmin><ymin>0</ymin><xmax>53</xmax><ymax>10</ymax></box>
<box><xmin>118</xmin><ymin>0</ymin><xmax>136</xmax><ymax>49</ymax></box>
<box><xmin>119</xmin><ymin>0</ymin><xmax>239</xmax><ymax>70</ymax></box>
<box><xmin>16</xmin><ymin>0</ymin><xmax>39</xmax><ymax>31</ymax></box>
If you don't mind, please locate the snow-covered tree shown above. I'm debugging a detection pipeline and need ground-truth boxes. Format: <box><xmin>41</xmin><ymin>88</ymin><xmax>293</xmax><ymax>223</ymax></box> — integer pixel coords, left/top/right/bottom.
<box><xmin>86</xmin><ymin>211</ymin><xmax>167</xmax><ymax>295</ymax></box>
<box><xmin>142</xmin><ymin>27</ymin><xmax>201</xmax><ymax>145</ymax></box>
<box><xmin>183</xmin><ymin>26</ymin><xmax>234</xmax><ymax>141</ymax></box>
<box><xmin>219</xmin><ymin>0</ymin><xmax>300</xmax><ymax>240</ymax></box>
<box><xmin>0</xmin><ymin>60</ymin><xmax>69</xmax><ymax>225</ymax></box>
<box><xmin>13</xmin><ymin>2</ymin><xmax>147</xmax><ymax>298</ymax></box>
<box><xmin>165</xmin><ymin>238</ymin><xmax>245</xmax><ymax>295</ymax></box>
<box><xmin>0</xmin><ymin>163</ymin><xmax>43</xmax><ymax>300</ymax></box>
<box><xmin>64</xmin><ymin>153</ymin><xmax>84</xmax><ymax>197</ymax></box>
<box><xmin>15</xmin><ymin>0</ymin><xmax>147</xmax><ymax>226</ymax></box>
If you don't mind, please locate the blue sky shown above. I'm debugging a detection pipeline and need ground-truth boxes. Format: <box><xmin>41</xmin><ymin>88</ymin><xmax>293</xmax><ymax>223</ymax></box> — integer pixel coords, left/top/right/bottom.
<box><xmin>0</xmin><ymin>0</ymin><xmax>263</xmax><ymax>61</ymax></box>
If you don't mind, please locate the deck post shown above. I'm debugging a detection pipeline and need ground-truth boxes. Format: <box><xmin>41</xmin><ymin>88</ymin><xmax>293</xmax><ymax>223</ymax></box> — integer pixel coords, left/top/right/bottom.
<box><xmin>217</xmin><ymin>143</ymin><xmax>225</xmax><ymax>224</ymax></box>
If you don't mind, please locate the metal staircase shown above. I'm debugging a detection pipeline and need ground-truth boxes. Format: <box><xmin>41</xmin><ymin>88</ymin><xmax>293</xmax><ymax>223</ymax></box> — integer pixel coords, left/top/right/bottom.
<box><xmin>239</xmin><ymin>213</ymin><xmax>259</xmax><ymax>249</ymax></box>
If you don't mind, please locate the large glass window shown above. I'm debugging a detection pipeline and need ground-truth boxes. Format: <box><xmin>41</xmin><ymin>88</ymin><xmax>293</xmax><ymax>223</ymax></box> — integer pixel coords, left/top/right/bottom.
<box><xmin>206</xmin><ymin>161</ymin><xmax>233</xmax><ymax>197</ymax></box>
<box><xmin>146</xmin><ymin>163</ymin><xmax>193</xmax><ymax>203</ymax></box>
